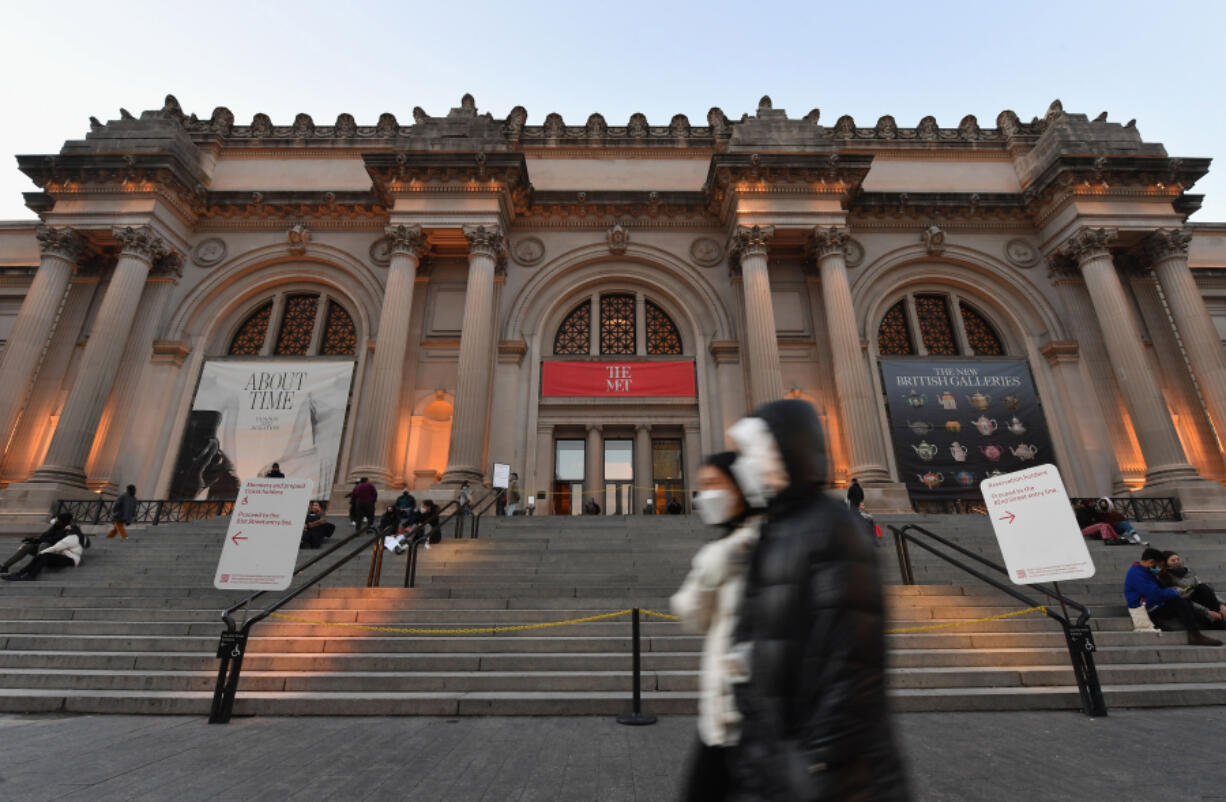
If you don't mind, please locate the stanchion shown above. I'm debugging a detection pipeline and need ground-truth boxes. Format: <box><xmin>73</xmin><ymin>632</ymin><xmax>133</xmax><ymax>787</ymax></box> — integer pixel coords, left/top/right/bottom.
<box><xmin>617</xmin><ymin>607</ymin><xmax>657</xmax><ymax>726</ymax></box>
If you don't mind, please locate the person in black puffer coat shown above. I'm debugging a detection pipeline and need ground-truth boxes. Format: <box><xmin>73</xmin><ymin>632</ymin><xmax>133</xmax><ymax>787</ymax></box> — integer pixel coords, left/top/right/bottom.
<box><xmin>724</xmin><ymin>399</ymin><xmax>909</xmax><ymax>802</ymax></box>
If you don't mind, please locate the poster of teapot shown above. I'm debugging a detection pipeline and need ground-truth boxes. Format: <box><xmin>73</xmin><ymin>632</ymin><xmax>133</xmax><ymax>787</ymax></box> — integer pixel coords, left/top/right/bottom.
<box><xmin>880</xmin><ymin>358</ymin><xmax>1056</xmax><ymax>499</ymax></box>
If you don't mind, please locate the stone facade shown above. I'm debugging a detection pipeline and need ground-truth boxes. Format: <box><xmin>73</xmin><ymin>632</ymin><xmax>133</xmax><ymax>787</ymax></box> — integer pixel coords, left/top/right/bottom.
<box><xmin>1</xmin><ymin>93</ymin><xmax>1225</xmax><ymax>520</ymax></box>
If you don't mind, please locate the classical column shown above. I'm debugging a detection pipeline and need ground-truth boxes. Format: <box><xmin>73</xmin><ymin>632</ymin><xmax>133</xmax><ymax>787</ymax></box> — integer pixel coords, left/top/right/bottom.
<box><xmin>1062</xmin><ymin>228</ymin><xmax>1198</xmax><ymax>486</ymax></box>
<box><xmin>352</xmin><ymin>225</ymin><xmax>427</xmax><ymax>486</ymax></box>
<box><xmin>1147</xmin><ymin>229</ymin><xmax>1226</xmax><ymax>449</ymax></box>
<box><xmin>0</xmin><ymin>226</ymin><xmax>83</xmax><ymax>457</ymax></box>
<box><xmin>634</xmin><ymin>423</ymin><xmax>652</xmax><ymax>513</ymax></box>
<box><xmin>534</xmin><ymin>424</ymin><xmax>554</xmax><ymax>515</ymax></box>
<box><xmin>31</xmin><ymin>226</ymin><xmax>174</xmax><ymax>487</ymax></box>
<box><xmin>810</xmin><ymin>227</ymin><xmax>892</xmax><ymax>483</ymax></box>
<box><xmin>683</xmin><ymin>423</ymin><xmax>702</xmax><ymax>513</ymax></box>
<box><xmin>585</xmin><ymin>424</ymin><xmax>603</xmax><ymax>506</ymax></box>
<box><xmin>730</xmin><ymin>225</ymin><xmax>783</xmax><ymax>408</ymax></box>
<box><xmin>441</xmin><ymin>225</ymin><xmax>503</xmax><ymax>484</ymax></box>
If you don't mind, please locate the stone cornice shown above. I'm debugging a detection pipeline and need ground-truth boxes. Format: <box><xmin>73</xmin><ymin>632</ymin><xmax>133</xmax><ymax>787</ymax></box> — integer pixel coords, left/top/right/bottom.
<box><xmin>363</xmin><ymin>151</ymin><xmax>530</xmax><ymax>211</ymax></box>
<box><xmin>198</xmin><ymin>190</ymin><xmax>387</xmax><ymax>222</ymax></box>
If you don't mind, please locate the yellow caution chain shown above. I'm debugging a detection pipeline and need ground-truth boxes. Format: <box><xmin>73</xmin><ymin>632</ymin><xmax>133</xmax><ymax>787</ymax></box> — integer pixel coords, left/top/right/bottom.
<box><xmin>268</xmin><ymin>605</ymin><xmax>1047</xmax><ymax>636</ymax></box>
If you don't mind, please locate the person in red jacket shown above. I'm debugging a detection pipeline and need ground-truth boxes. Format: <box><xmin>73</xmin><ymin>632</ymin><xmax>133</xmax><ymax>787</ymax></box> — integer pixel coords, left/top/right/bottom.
<box><xmin>351</xmin><ymin>477</ymin><xmax>378</xmax><ymax>529</ymax></box>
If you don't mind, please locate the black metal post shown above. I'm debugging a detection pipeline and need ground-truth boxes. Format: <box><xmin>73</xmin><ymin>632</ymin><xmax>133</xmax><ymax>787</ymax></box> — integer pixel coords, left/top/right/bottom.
<box><xmin>617</xmin><ymin>608</ymin><xmax>657</xmax><ymax>726</ymax></box>
<box><xmin>366</xmin><ymin>536</ymin><xmax>382</xmax><ymax>587</ymax></box>
<box><xmin>209</xmin><ymin>630</ymin><xmax>249</xmax><ymax>724</ymax></box>
<box><xmin>404</xmin><ymin>541</ymin><xmax>420</xmax><ymax>588</ymax></box>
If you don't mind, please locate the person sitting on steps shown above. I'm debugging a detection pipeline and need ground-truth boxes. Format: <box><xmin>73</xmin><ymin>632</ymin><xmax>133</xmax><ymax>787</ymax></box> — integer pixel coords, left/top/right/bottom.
<box><xmin>1124</xmin><ymin>548</ymin><xmax>1222</xmax><ymax>646</ymax></box>
<box><xmin>2</xmin><ymin>513</ymin><xmax>83</xmax><ymax>575</ymax></box>
<box><xmin>1160</xmin><ymin>550</ymin><xmax>1226</xmax><ymax>627</ymax></box>
<box><xmin>2</xmin><ymin>520</ymin><xmax>90</xmax><ymax>581</ymax></box>
<box><xmin>1096</xmin><ymin>498</ymin><xmax>1146</xmax><ymax>545</ymax></box>
<box><xmin>300</xmin><ymin>502</ymin><xmax>335</xmax><ymax>549</ymax></box>
<box><xmin>395</xmin><ymin>499</ymin><xmax>442</xmax><ymax>553</ymax></box>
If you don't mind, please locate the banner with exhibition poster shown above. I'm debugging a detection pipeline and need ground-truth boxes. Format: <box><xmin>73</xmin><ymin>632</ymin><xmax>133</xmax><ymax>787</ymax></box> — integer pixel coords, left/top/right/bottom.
<box><xmin>168</xmin><ymin>360</ymin><xmax>354</xmax><ymax>500</ymax></box>
<box><xmin>879</xmin><ymin>358</ymin><xmax>1055</xmax><ymax>499</ymax></box>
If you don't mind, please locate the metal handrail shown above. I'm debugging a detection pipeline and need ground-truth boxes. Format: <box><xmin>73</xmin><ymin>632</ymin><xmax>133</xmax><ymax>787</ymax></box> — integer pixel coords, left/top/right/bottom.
<box><xmin>210</xmin><ymin>523</ymin><xmax>383</xmax><ymax>723</ymax></box>
<box><xmin>403</xmin><ymin>501</ymin><xmax>464</xmax><ymax>589</ymax></box>
<box><xmin>471</xmin><ymin>489</ymin><xmax>507</xmax><ymax>539</ymax></box>
<box><xmin>1069</xmin><ymin>496</ymin><xmax>1181</xmax><ymax>522</ymax></box>
<box><xmin>889</xmin><ymin>523</ymin><xmax>1106</xmax><ymax>717</ymax></box>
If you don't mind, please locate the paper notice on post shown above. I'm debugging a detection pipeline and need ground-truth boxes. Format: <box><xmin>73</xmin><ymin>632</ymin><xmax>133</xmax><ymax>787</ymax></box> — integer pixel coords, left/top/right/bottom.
<box><xmin>980</xmin><ymin>464</ymin><xmax>1095</xmax><ymax>585</ymax></box>
<box><xmin>492</xmin><ymin>463</ymin><xmax>510</xmax><ymax>490</ymax></box>
<box><xmin>214</xmin><ymin>478</ymin><xmax>314</xmax><ymax>590</ymax></box>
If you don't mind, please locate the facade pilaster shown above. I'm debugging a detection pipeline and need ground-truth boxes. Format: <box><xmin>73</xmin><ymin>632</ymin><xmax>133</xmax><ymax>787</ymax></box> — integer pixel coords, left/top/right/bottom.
<box><xmin>810</xmin><ymin>227</ymin><xmax>892</xmax><ymax>484</ymax></box>
<box><xmin>634</xmin><ymin>423</ymin><xmax>652</xmax><ymax>513</ymax></box>
<box><xmin>351</xmin><ymin>224</ymin><xmax>427</xmax><ymax>486</ymax></box>
<box><xmin>1146</xmin><ymin>229</ymin><xmax>1226</xmax><ymax>452</ymax></box>
<box><xmin>1062</xmin><ymin>227</ymin><xmax>1198</xmax><ymax>487</ymax></box>
<box><xmin>729</xmin><ymin>225</ymin><xmax>783</xmax><ymax>408</ymax></box>
<box><xmin>0</xmin><ymin>226</ymin><xmax>83</xmax><ymax>458</ymax></box>
<box><xmin>585</xmin><ymin>423</ymin><xmax>603</xmax><ymax>504</ymax></box>
<box><xmin>441</xmin><ymin>225</ymin><xmax>503</xmax><ymax>485</ymax></box>
<box><xmin>30</xmin><ymin>226</ymin><xmax>175</xmax><ymax>487</ymax></box>
<box><xmin>683</xmin><ymin>423</ymin><xmax>702</xmax><ymax>513</ymax></box>
<box><xmin>534</xmin><ymin>424</ymin><xmax>553</xmax><ymax>515</ymax></box>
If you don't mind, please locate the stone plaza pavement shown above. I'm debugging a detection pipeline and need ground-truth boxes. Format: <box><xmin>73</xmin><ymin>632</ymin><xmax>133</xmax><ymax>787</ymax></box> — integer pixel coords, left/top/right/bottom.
<box><xmin>0</xmin><ymin>709</ymin><xmax>1223</xmax><ymax>801</ymax></box>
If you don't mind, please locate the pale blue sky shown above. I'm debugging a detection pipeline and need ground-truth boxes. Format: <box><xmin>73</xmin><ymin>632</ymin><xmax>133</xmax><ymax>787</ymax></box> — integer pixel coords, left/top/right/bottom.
<box><xmin>2</xmin><ymin>0</ymin><xmax>1223</xmax><ymax>221</ymax></box>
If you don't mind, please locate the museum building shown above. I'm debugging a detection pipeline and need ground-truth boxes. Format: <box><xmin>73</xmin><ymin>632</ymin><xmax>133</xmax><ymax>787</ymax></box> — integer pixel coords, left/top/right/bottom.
<box><xmin>1</xmin><ymin>93</ymin><xmax>1226</xmax><ymax>522</ymax></box>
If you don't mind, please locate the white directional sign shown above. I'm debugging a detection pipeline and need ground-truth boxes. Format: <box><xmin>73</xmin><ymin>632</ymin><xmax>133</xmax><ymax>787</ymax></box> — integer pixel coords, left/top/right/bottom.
<box><xmin>980</xmin><ymin>464</ymin><xmax>1095</xmax><ymax>585</ymax></box>
<box><xmin>214</xmin><ymin>478</ymin><xmax>314</xmax><ymax>590</ymax></box>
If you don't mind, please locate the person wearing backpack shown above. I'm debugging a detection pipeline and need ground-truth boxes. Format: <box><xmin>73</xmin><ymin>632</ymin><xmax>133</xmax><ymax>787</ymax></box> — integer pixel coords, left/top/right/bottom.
<box><xmin>106</xmin><ymin>485</ymin><xmax>138</xmax><ymax>540</ymax></box>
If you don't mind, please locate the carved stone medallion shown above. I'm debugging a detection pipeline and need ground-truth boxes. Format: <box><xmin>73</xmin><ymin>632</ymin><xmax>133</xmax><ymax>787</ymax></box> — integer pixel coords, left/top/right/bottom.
<box><xmin>607</xmin><ymin>225</ymin><xmax>629</xmax><ymax>255</ymax></box>
<box><xmin>844</xmin><ymin>238</ymin><xmax>865</xmax><ymax>268</ymax></box>
<box><xmin>689</xmin><ymin>237</ymin><xmax>723</xmax><ymax>267</ymax></box>
<box><xmin>191</xmin><ymin>237</ymin><xmax>227</xmax><ymax>268</ymax></box>
<box><xmin>1004</xmin><ymin>238</ymin><xmax>1039</xmax><ymax>268</ymax></box>
<box><xmin>287</xmin><ymin>224</ymin><xmax>310</xmax><ymax>255</ymax></box>
<box><xmin>512</xmin><ymin>236</ymin><xmax>545</xmax><ymax>266</ymax></box>
<box><xmin>369</xmin><ymin>237</ymin><xmax>391</xmax><ymax>266</ymax></box>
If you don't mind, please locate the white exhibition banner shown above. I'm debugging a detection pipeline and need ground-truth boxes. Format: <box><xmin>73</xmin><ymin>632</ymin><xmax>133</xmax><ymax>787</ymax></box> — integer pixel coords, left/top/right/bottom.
<box><xmin>980</xmin><ymin>463</ymin><xmax>1096</xmax><ymax>584</ymax></box>
<box><xmin>169</xmin><ymin>360</ymin><xmax>354</xmax><ymax>500</ymax></box>
<box><xmin>215</xmin><ymin>478</ymin><xmax>314</xmax><ymax>590</ymax></box>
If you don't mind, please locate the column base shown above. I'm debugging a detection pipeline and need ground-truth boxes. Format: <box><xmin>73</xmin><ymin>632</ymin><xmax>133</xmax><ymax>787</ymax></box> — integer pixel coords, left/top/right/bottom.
<box><xmin>0</xmin><ymin>480</ymin><xmax>98</xmax><ymax>533</ymax></box>
<box><xmin>859</xmin><ymin>482</ymin><xmax>913</xmax><ymax>515</ymax></box>
<box><xmin>27</xmin><ymin>464</ymin><xmax>89</xmax><ymax>488</ymax></box>
<box><xmin>439</xmin><ymin>465</ymin><xmax>484</xmax><ymax>486</ymax></box>
<box><xmin>1133</xmin><ymin>480</ymin><xmax>1226</xmax><ymax>520</ymax></box>
<box><xmin>346</xmin><ymin>466</ymin><xmax>394</xmax><ymax>489</ymax></box>
<box><xmin>1142</xmin><ymin>462</ymin><xmax>1203</xmax><ymax>488</ymax></box>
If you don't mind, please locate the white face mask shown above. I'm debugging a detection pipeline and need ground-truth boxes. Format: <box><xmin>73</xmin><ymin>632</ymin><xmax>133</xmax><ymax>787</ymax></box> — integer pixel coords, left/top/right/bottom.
<box><xmin>696</xmin><ymin>489</ymin><xmax>737</xmax><ymax>526</ymax></box>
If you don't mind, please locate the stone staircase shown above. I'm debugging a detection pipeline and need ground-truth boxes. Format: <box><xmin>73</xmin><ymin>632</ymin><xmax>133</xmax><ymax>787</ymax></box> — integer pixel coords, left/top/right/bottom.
<box><xmin>0</xmin><ymin>509</ymin><xmax>1223</xmax><ymax>716</ymax></box>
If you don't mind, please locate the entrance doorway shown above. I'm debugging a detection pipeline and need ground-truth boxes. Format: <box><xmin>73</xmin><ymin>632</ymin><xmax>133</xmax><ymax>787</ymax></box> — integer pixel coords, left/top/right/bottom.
<box><xmin>603</xmin><ymin>439</ymin><xmax>633</xmax><ymax>515</ymax></box>
<box><xmin>553</xmin><ymin>439</ymin><xmax>585</xmax><ymax>516</ymax></box>
<box><xmin>652</xmin><ymin>439</ymin><xmax>684</xmax><ymax>513</ymax></box>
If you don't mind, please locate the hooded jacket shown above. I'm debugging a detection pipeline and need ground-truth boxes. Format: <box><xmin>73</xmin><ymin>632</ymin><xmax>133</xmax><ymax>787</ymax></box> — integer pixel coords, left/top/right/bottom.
<box><xmin>727</xmin><ymin>400</ymin><xmax>908</xmax><ymax>802</ymax></box>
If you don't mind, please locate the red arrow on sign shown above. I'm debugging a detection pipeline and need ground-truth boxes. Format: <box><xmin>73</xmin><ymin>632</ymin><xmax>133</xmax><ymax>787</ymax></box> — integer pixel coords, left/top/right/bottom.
<box><xmin>231</xmin><ymin>531</ymin><xmax>248</xmax><ymax>545</ymax></box>
<box><xmin>998</xmin><ymin>511</ymin><xmax>1016</xmax><ymax>525</ymax></box>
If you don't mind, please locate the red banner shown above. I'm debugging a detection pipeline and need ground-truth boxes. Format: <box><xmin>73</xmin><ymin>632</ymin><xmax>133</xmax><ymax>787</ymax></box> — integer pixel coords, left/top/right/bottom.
<box><xmin>541</xmin><ymin>361</ymin><xmax>695</xmax><ymax>397</ymax></box>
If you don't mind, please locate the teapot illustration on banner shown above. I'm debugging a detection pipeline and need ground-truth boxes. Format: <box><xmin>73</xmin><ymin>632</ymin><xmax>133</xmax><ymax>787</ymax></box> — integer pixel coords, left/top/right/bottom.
<box><xmin>903</xmin><ymin>390</ymin><xmax>927</xmax><ymax>408</ymax></box>
<box><xmin>1006</xmin><ymin>416</ymin><xmax>1027</xmax><ymax>436</ymax></box>
<box><xmin>938</xmin><ymin>391</ymin><xmax>957</xmax><ymax>410</ymax></box>
<box><xmin>980</xmin><ymin>444</ymin><xmax>1003</xmax><ymax>461</ymax></box>
<box><xmin>953</xmin><ymin>470</ymin><xmax>976</xmax><ymax>487</ymax></box>
<box><xmin>917</xmin><ymin>471</ymin><xmax>944</xmax><ymax>489</ymax></box>
<box><xmin>966</xmin><ymin>392</ymin><xmax>992</xmax><ymax>410</ymax></box>
<box><xmin>907</xmin><ymin>420</ymin><xmax>933</xmax><ymax>436</ymax></box>
<box><xmin>1010</xmin><ymin>443</ymin><xmax>1039</xmax><ymax>461</ymax></box>
<box><xmin>1003</xmin><ymin>394</ymin><xmax>1021</xmax><ymax>410</ymax></box>
<box><xmin>944</xmin><ymin>420</ymin><xmax>962</xmax><ymax>434</ymax></box>
<box><xmin>971</xmin><ymin>416</ymin><xmax>997</xmax><ymax>436</ymax></box>
<box><xmin>949</xmin><ymin>442</ymin><xmax>968</xmax><ymax>462</ymax></box>
<box><xmin>911</xmin><ymin>440</ymin><xmax>939</xmax><ymax>461</ymax></box>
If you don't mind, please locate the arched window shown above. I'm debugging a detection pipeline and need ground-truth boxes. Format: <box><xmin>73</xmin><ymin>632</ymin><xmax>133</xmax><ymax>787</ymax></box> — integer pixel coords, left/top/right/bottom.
<box><xmin>646</xmin><ymin>301</ymin><xmax>682</xmax><ymax>355</ymax></box>
<box><xmin>553</xmin><ymin>302</ymin><xmax>591</xmax><ymax>355</ymax></box>
<box><xmin>228</xmin><ymin>292</ymin><xmax>358</xmax><ymax>357</ymax></box>
<box><xmin>877</xmin><ymin>292</ymin><xmax>1005</xmax><ymax>356</ymax></box>
<box><xmin>600</xmin><ymin>294</ymin><xmax>636</xmax><ymax>355</ymax></box>
<box><xmin>551</xmin><ymin>293</ymin><xmax>685</xmax><ymax>356</ymax></box>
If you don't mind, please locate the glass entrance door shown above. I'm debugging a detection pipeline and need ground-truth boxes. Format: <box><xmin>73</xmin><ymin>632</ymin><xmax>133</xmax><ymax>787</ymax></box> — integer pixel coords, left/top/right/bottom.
<box><xmin>603</xmin><ymin>439</ymin><xmax>633</xmax><ymax>515</ymax></box>
<box><xmin>652</xmin><ymin>439</ymin><xmax>684</xmax><ymax>514</ymax></box>
<box><xmin>554</xmin><ymin>439</ymin><xmax>585</xmax><ymax>516</ymax></box>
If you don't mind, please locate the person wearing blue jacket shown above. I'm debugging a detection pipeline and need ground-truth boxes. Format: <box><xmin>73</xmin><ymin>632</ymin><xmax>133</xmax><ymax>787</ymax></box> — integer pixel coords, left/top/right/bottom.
<box><xmin>1125</xmin><ymin>548</ymin><xmax>1222</xmax><ymax>646</ymax></box>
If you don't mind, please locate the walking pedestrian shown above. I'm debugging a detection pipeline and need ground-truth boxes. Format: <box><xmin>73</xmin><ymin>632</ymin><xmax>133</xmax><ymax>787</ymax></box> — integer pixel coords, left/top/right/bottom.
<box><xmin>725</xmin><ymin>399</ymin><xmax>909</xmax><ymax>801</ymax></box>
<box><xmin>846</xmin><ymin>477</ymin><xmax>864</xmax><ymax>511</ymax></box>
<box><xmin>106</xmin><ymin>484</ymin><xmax>138</xmax><ymax>540</ymax></box>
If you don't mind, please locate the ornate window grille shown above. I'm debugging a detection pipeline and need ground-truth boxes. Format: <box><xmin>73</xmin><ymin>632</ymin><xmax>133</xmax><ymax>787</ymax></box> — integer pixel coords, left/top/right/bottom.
<box><xmin>877</xmin><ymin>300</ymin><xmax>914</xmax><ymax>355</ymax></box>
<box><xmin>600</xmin><ymin>294</ymin><xmax>636</xmax><ymax>355</ymax></box>
<box><xmin>553</xmin><ymin>302</ymin><xmax>591</xmax><ymax>355</ymax></box>
<box><xmin>915</xmin><ymin>294</ymin><xmax>957</xmax><ymax>355</ymax></box>
<box><xmin>959</xmin><ymin>301</ymin><xmax>1004</xmax><ymax>356</ymax></box>
<box><xmin>321</xmin><ymin>301</ymin><xmax>357</xmax><ymax>356</ymax></box>
<box><xmin>645</xmin><ymin>301</ymin><xmax>682</xmax><ymax>355</ymax></box>
<box><xmin>228</xmin><ymin>301</ymin><xmax>272</xmax><ymax>355</ymax></box>
<box><xmin>274</xmin><ymin>295</ymin><xmax>320</xmax><ymax>355</ymax></box>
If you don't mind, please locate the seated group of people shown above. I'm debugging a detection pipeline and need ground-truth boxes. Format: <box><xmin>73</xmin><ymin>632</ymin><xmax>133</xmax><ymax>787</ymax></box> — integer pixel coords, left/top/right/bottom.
<box><xmin>1</xmin><ymin>513</ymin><xmax>89</xmax><ymax>581</ymax></box>
<box><xmin>1125</xmin><ymin>547</ymin><xmax>1226</xmax><ymax>646</ymax></box>
<box><xmin>1076</xmin><ymin>498</ymin><xmax>1147</xmax><ymax>545</ymax></box>
<box><xmin>379</xmin><ymin>490</ymin><xmax>442</xmax><ymax>553</ymax></box>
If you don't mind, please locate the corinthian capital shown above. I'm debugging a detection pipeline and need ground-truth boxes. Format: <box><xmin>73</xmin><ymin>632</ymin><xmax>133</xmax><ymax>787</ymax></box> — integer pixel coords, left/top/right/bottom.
<box><xmin>728</xmin><ymin>224</ymin><xmax>774</xmax><ymax>264</ymax></box>
<box><xmin>808</xmin><ymin>226</ymin><xmax>851</xmax><ymax>262</ymax></box>
<box><xmin>1059</xmin><ymin>227</ymin><xmax>1117</xmax><ymax>265</ymax></box>
<box><xmin>1144</xmin><ymin>228</ymin><xmax>1192</xmax><ymax>263</ymax></box>
<box><xmin>113</xmin><ymin>225</ymin><xmax>170</xmax><ymax>264</ymax></box>
<box><xmin>384</xmin><ymin>224</ymin><xmax>427</xmax><ymax>258</ymax></box>
<box><xmin>462</xmin><ymin>224</ymin><xmax>505</xmax><ymax>261</ymax></box>
<box><xmin>36</xmin><ymin>225</ymin><xmax>85</xmax><ymax>263</ymax></box>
